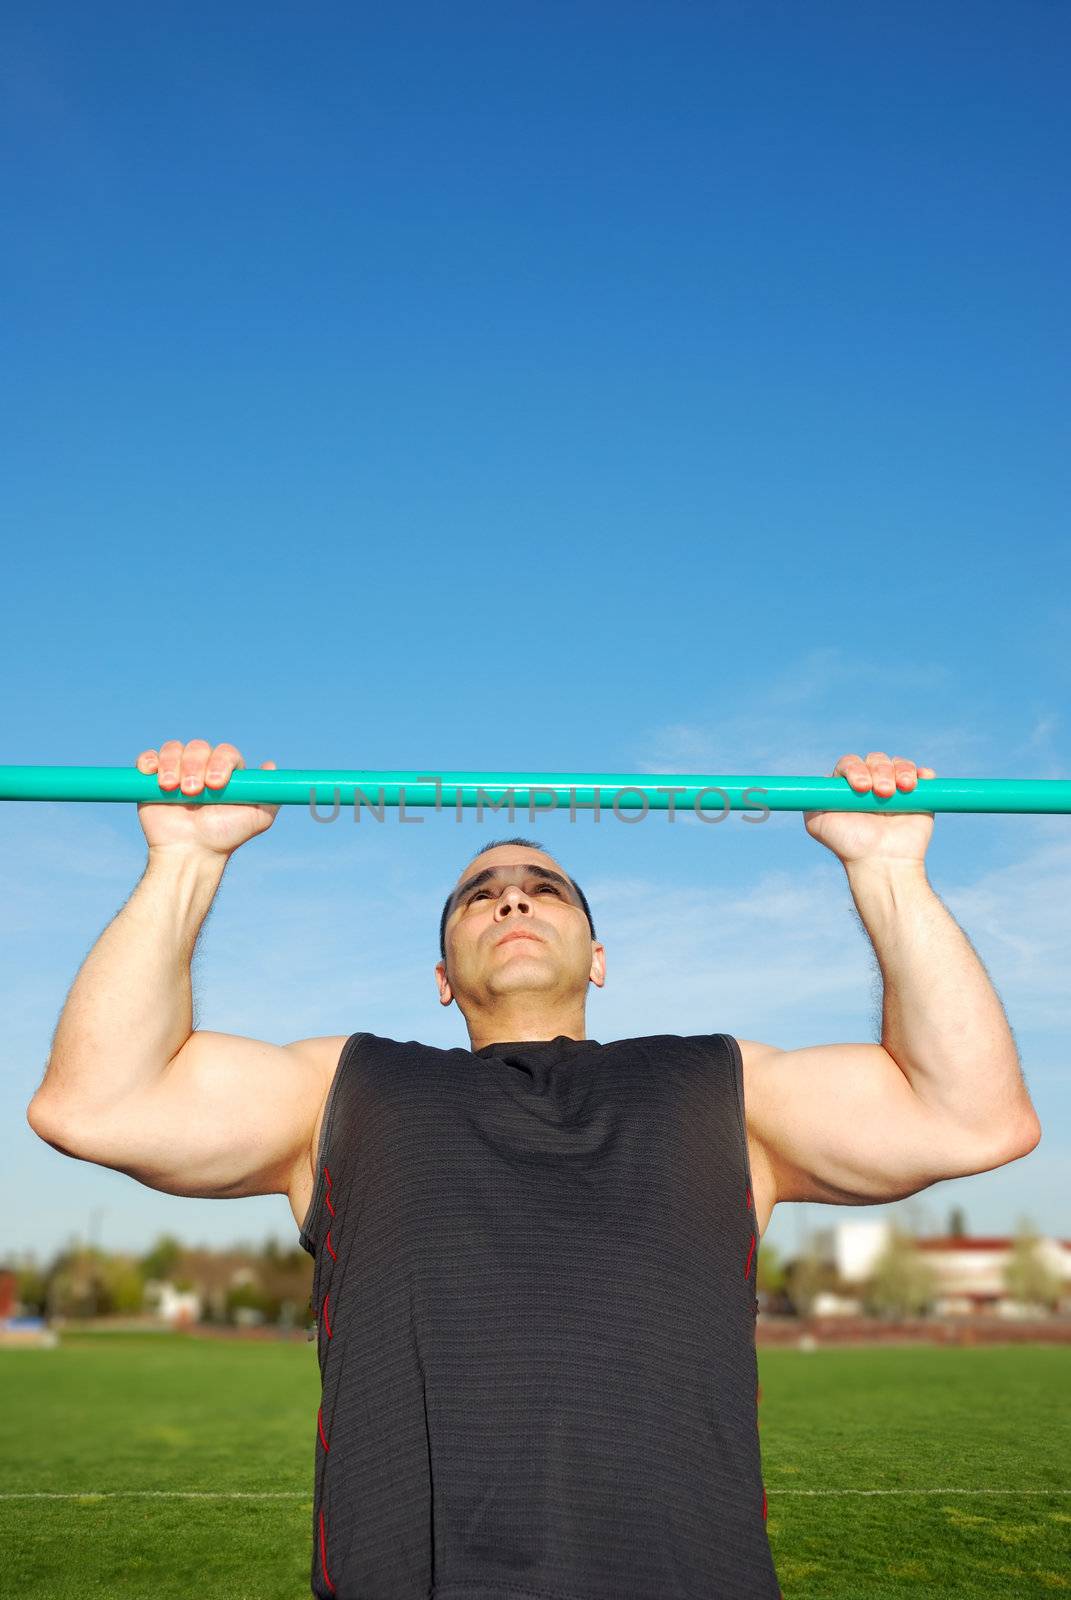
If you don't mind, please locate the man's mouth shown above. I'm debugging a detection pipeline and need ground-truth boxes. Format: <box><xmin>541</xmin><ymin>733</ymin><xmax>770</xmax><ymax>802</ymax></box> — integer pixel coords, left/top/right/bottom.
<box><xmin>497</xmin><ymin>931</ymin><xmax>542</xmax><ymax>947</ymax></box>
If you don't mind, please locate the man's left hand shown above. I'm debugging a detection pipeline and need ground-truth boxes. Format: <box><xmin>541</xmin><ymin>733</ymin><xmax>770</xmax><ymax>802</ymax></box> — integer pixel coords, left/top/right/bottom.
<box><xmin>803</xmin><ymin>752</ymin><xmax>937</xmax><ymax>868</ymax></box>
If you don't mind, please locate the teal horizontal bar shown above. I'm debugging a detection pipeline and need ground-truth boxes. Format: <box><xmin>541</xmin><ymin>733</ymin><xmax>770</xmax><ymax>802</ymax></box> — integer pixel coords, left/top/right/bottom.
<box><xmin>0</xmin><ymin>766</ymin><xmax>1069</xmax><ymax>813</ymax></box>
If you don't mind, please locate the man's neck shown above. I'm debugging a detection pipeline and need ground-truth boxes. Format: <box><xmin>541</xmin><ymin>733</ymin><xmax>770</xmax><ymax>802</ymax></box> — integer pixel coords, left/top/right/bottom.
<box><xmin>466</xmin><ymin>1007</ymin><xmax>587</xmax><ymax>1053</ymax></box>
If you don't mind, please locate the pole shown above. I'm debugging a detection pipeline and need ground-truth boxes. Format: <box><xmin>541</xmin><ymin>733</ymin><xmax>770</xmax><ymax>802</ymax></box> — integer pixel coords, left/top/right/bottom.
<box><xmin>0</xmin><ymin>766</ymin><xmax>1069</xmax><ymax>813</ymax></box>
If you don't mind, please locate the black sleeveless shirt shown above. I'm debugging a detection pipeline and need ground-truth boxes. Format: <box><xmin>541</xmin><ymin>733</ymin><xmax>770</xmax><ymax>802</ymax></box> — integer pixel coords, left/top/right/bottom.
<box><xmin>299</xmin><ymin>1031</ymin><xmax>780</xmax><ymax>1600</ymax></box>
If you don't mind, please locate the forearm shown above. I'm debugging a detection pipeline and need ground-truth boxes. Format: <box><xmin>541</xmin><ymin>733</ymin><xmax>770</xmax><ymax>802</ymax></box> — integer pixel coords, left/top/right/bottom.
<box><xmin>845</xmin><ymin>858</ymin><xmax>1040</xmax><ymax>1145</ymax></box>
<box><xmin>29</xmin><ymin>844</ymin><xmax>228</xmax><ymax>1121</ymax></box>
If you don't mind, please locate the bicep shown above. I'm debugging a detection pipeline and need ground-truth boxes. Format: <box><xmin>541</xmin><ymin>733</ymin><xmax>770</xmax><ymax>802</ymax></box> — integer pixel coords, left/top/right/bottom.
<box><xmin>738</xmin><ymin>1039</ymin><xmax>1010</xmax><ymax>1208</ymax></box>
<box><xmin>33</xmin><ymin>1031</ymin><xmax>342</xmax><ymax>1202</ymax></box>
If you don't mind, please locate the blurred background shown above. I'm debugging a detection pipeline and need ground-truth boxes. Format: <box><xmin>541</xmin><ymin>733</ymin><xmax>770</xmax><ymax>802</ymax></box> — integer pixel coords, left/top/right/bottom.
<box><xmin>2</xmin><ymin>0</ymin><xmax>1068</xmax><ymax>1330</ymax></box>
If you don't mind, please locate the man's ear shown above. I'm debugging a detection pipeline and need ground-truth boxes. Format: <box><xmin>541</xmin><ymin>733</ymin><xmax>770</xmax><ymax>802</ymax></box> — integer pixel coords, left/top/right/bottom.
<box><xmin>588</xmin><ymin>941</ymin><xmax>606</xmax><ymax>989</ymax></box>
<box><xmin>435</xmin><ymin>959</ymin><xmax>454</xmax><ymax>1008</ymax></box>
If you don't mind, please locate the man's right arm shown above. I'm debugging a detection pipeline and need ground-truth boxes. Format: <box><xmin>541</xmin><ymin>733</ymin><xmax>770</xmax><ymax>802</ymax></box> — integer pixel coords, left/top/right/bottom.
<box><xmin>24</xmin><ymin>738</ymin><xmax>335</xmax><ymax>1203</ymax></box>
<box><xmin>28</xmin><ymin>845</ymin><xmax>229</xmax><ymax>1123</ymax></box>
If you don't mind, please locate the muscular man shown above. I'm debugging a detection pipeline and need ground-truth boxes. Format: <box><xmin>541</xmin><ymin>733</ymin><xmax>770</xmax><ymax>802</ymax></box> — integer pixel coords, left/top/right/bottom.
<box><xmin>26</xmin><ymin>738</ymin><xmax>1042</xmax><ymax>1600</ymax></box>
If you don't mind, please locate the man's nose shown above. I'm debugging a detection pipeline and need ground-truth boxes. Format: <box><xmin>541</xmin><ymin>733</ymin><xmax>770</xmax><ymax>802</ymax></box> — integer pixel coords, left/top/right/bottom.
<box><xmin>495</xmin><ymin>887</ymin><xmax>532</xmax><ymax>915</ymax></box>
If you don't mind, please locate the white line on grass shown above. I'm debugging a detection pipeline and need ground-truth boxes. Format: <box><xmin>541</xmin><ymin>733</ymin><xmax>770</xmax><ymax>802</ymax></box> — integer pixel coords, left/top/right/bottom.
<box><xmin>1</xmin><ymin>1489</ymin><xmax>1069</xmax><ymax>1500</ymax></box>
<box><xmin>773</xmin><ymin>1488</ymin><xmax>1071</xmax><ymax>1496</ymax></box>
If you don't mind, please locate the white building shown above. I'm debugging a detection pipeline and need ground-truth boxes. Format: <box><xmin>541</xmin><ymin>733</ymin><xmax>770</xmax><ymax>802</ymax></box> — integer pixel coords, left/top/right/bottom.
<box><xmin>807</xmin><ymin>1221</ymin><xmax>1071</xmax><ymax>1315</ymax></box>
<box><xmin>143</xmin><ymin>1277</ymin><xmax>203</xmax><ymax>1326</ymax></box>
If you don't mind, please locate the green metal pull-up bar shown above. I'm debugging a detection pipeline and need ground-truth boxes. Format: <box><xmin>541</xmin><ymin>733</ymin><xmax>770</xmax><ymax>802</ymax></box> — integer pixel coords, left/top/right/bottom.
<box><xmin>0</xmin><ymin>766</ymin><xmax>1068</xmax><ymax>813</ymax></box>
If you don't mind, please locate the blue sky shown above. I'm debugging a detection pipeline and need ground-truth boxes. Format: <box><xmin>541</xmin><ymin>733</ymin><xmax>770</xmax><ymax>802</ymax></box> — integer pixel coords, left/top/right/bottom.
<box><xmin>2</xmin><ymin>0</ymin><xmax>1068</xmax><ymax>1267</ymax></box>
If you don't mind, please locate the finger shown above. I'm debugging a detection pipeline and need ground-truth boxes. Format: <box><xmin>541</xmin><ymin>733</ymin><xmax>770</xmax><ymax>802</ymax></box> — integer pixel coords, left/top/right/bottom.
<box><xmin>157</xmin><ymin>739</ymin><xmax>184</xmax><ymax>790</ymax></box>
<box><xmin>206</xmin><ymin>742</ymin><xmax>241</xmax><ymax>789</ymax></box>
<box><xmin>179</xmin><ymin>739</ymin><xmax>213</xmax><ymax>795</ymax></box>
<box><xmin>833</xmin><ymin>755</ymin><xmax>871</xmax><ymax>789</ymax></box>
<box><xmin>135</xmin><ymin>749</ymin><xmax>159</xmax><ymax>772</ymax></box>
<box><xmin>865</xmin><ymin>751</ymin><xmax>896</xmax><ymax>795</ymax></box>
<box><xmin>918</xmin><ymin>766</ymin><xmax>937</xmax><ymax>778</ymax></box>
<box><xmin>891</xmin><ymin>757</ymin><xmax>918</xmax><ymax>790</ymax></box>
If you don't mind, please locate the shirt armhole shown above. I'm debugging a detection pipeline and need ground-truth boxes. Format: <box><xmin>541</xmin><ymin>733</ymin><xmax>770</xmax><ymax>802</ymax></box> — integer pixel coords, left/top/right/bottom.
<box><xmin>720</xmin><ymin>1032</ymin><xmax>759</xmax><ymax>1211</ymax></box>
<box><xmin>298</xmin><ymin>1031</ymin><xmax>365</xmax><ymax>1255</ymax></box>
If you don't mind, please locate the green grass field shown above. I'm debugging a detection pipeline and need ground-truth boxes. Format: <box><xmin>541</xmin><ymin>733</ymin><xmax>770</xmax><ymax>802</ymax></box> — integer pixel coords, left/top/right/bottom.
<box><xmin>1</xmin><ymin>1332</ymin><xmax>1068</xmax><ymax>1598</ymax></box>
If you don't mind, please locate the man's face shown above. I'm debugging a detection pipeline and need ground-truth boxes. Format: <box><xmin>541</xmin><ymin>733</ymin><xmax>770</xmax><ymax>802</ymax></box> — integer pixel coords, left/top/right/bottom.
<box><xmin>435</xmin><ymin>845</ymin><xmax>605</xmax><ymax>1013</ymax></box>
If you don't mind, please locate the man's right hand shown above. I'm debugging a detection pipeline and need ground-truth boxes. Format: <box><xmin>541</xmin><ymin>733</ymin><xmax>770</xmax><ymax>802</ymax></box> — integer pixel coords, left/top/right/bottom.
<box><xmin>135</xmin><ymin>739</ymin><xmax>280</xmax><ymax>856</ymax></box>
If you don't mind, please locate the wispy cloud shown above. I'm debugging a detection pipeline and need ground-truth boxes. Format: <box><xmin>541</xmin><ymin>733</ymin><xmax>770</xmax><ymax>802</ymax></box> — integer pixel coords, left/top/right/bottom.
<box><xmin>575</xmin><ymin>841</ymin><xmax>1071</xmax><ymax>1088</ymax></box>
<box><xmin>1027</xmin><ymin>712</ymin><xmax>1061</xmax><ymax>748</ymax></box>
<box><xmin>583</xmin><ymin>858</ymin><xmax>875</xmax><ymax>1040</ymax></box>
<box><xmin>632</xmin><ymin>643</ymin><xmax>1063</xmax><ymax>782</ymax></box>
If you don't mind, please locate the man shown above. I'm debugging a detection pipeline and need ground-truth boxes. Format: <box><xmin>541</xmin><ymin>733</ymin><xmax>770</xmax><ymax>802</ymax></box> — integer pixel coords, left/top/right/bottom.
<box><xmin>27</xmin><ymin>739</ymin><xmax>1042</xmax><ymax>1600</ymax></box>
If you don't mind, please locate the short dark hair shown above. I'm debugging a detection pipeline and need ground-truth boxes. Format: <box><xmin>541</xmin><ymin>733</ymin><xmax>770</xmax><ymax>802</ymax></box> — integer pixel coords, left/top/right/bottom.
<box><xmin>438</xmin><ymin>836</ymin><xmax>596</xmax><ymax>960</ymax></box>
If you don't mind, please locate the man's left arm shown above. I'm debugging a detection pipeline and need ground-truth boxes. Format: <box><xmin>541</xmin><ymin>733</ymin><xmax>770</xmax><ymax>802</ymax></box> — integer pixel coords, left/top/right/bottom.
<box><xmin>742</xmin><ymin>752</ymin><xmax>1042</xmax><ymax>1214</ymax></box>
<box><xmin>846</xmin><ymin>853</ymin><xmax>1041</xmax><ymax>1145</ymax></box>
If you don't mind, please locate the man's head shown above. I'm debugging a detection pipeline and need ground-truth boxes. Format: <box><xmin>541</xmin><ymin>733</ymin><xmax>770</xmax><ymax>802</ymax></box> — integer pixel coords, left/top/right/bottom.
<box><xmin>435</xmin><ymin>837</ymin><xmax>606</xmax><ymax>1031</ymax></box>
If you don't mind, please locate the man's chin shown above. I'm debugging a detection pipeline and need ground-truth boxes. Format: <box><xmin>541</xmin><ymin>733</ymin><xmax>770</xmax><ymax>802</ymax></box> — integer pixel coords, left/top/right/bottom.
<box><xmin>484</xmin><ymin>967</ymin><xmax>558</xmax><ymax>993</ymax></box>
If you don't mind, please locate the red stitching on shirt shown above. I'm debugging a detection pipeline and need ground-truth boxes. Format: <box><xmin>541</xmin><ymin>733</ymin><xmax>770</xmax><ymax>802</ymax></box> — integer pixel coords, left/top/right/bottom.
<box><xmin>762</xmin><ymin>1485</ymin><xmax>768</xmax><ymax>1522</ymax></box>
<box><xmin>316</xmin><ymin>1162</ymin><xmax>338</xmax><ymax>1591</ymax></box>
<box><xmin>744</xmin><ymin>1182</ymin><xmax>756</xmax><ymax>1285</ymax></box>
<box><xmin>318</xmin><ymin>1506</ymin><xmax>336</xmax><ymax>1593</ymax></box>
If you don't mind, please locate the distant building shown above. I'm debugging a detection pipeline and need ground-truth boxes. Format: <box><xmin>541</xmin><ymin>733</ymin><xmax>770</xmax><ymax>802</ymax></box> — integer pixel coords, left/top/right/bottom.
<box><xmin>914</xmin><ymin>1234</ymin><xmax>1069</xmax><ymax>1315</ymax></box>
<box><xmin>806</xmin><ymin>1220</ymin><xmax>1071</xmax><ymax>1315</ymax></box>
<box><xmin>143</xmin><ymin>1278</ymin><xmax>202</xmax><ymax>1327</ymax></box>
<box><xmin>143</xmin><ymin>1250</ymin><xmax>263</xmax><ymax>1325</ymax></box>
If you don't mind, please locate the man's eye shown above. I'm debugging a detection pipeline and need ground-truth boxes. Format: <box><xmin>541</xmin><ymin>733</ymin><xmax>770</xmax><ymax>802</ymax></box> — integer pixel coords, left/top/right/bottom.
<box><xmin>470</xmin><ymin>890</ymin><xmax>491</xmax><ymax>901</ymax></box>
<box><xmin>537</xmin><ymin>884</ymin><xmax>560</xmax><ymax>894</ymax></box>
